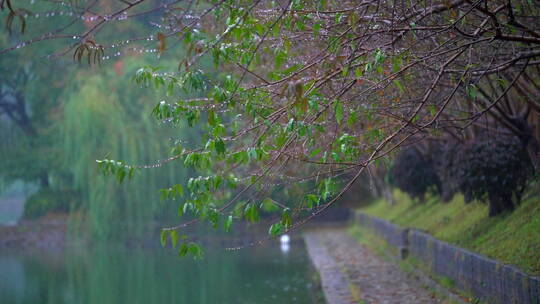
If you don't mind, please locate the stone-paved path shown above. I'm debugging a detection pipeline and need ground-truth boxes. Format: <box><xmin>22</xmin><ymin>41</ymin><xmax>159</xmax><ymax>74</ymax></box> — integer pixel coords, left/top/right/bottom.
<box><xmin>304</xmin><ymin>229</ymin><xmax>441</xmax><ymax>304</ymax></box>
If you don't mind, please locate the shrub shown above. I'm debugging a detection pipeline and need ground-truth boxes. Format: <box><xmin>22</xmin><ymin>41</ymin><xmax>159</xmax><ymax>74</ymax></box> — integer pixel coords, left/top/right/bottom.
<box><xmin>453</xmin><ymin>136</ymin><xmax>533</xmax><ymax>216</ymax></box>
<box><xmin>389</xmin><ymin>147</ymin><xmax>442</xmax><ymax>201</ymax></box>
<box><xmin>23</xmin><ymin>189</ymin><xmax>78</xmax><ymax>219</ymax></box>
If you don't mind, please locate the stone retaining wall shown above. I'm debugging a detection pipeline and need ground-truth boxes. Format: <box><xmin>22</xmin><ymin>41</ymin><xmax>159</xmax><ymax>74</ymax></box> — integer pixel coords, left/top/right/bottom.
<box><xmin>313</xmin><ymin>207</ymin><xmax>352</xmax><ymax>223</ymax></box>
<box><xmin>356</xmin><ymin>213</ymin><xmax>408</xmax><ymax>248</ymax></box>
<box><xmin>355</xmin><ymin>212</ymin><xmax>540</xmax><ymax>304</ymax></box>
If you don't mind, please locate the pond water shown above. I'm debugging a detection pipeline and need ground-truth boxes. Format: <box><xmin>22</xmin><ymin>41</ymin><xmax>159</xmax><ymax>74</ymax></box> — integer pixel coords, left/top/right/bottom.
<box><xmin>0</xmin><ymin>239</ymin><xmax>323</xmax><ymax>304</ymax></box>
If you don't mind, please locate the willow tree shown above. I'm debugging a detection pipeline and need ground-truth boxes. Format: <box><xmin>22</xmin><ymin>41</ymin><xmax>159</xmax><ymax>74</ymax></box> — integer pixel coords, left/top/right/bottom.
<box><xmin>59</xmin><ymin>63</ymin><xmax>199</xmax><ymax>239</ymax></box>
<box><xmin>2</xmin><ymin>0</ymin><xmax>539</xmax><ymax>253</ymax></box>
<box><xmin>0</xmin><ymin>3</ymin><xmax>200</xmax><ymax>239</ymax></box>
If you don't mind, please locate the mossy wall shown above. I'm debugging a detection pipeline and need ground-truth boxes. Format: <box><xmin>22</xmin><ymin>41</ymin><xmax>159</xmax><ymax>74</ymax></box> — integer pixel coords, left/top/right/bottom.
<box><xmin>356</xmin><ymin>213</ymin><xmax>540</xmax><ymax>304</ymax></box>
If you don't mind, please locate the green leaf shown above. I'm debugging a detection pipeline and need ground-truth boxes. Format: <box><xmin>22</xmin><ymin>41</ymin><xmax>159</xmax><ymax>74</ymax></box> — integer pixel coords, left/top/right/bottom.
<box><xmin>391</xmin><ymin>55</ymin><xmax>402</xmax><ymax>73</ymax></box>
<box><xmin>286</xmin><ymin>118</ymin><xmax>295</xmax><ymax>132</ymax></box>
<box><xmin>274</xmin><ymin>49</ymin><xmax>287</xmax><ymax>69</ymax></box>
<box><xmin>268</xmin><ymin>222</ymin><xmax>284</xmax><ymax>236</ymax></box>
<box><xmin>354</xmin><ymin>67</ymin><xmax>363</xmax><ymax>78</ymax></box>
<box><xmin>260</xmin><ymin>198</ymin><xmax>279</xmax><ymax>212</ymax></box>
<box><xmin>281</xmin><ymin>208</ymin><xmax>292</xmax><ymax>228</ymax></box>
<box><xmin>308</xmin><ymin>98</ymin><xmax>319</xmax><ymax>111</ymax></box>
<box><xmin>297</xmin><ymin>124</ymin><xmax>308</xmax><ymax>137</ymax></box>
<box><xmin>178</xmin><ymin>204</ymin><xmax>184</xmax><ymax>217</ymax></box>
<box><xmin>313</xmin><ymin>22</ymin><xmax>321</xmax><ymax>37</ymax></box>
<box><xmin>207</xmin><ymin>110</ymin><xmax>217</xmax><ymax>126</ymax></box>
<box><xmin>334</xmin><ymin>101</ymin><xmax>344</xmax><ymax>124</ymax></box>
<box><xmin>173</xmin><ymin>184</ymin><xmax>184</xmax><ymax>197</ymax></box>
<box><xmin>393</xmin><ymin>79</ymin><xmax>404</xmax><ymax>93</ymax></box>
<box><xmin>310</xmin><ymin>148</ymin><xmax>321</xmax><ymax>158</ymax></box>
<box><xmin>212</xmin><ymin>124</ymin><xmax>226</xmax><ymax>137</ymax></box>
<box><xmin>178</xmin><ymin>242</ymin><xmax>188</xmax><ymax>256</ymax></box>
<box><xmin>183</xmin><ymin>202</ymin><xmax>192</xmax><ymax>215</ymax></box>
<box><xmin>128</xmin><ymin>167</ymin><xmax>135</xmax><ymax>179</ymax></box>
<box><xmin>467</xmin><ymin>84</ymin><xmax>478</xmax><ymax>99</ymax></box>
<box><xmin>207</xmin><ymin>208</ymin><xmax>219</xmax><ymax>228</ymax></box>
<box><xmin>160</xmin><ymin>230</ymin><xmax>167</xmax><ymax>247</ymax></box>
<box><xmin>347</xmin><ymin>109</ymin><xmax>358</xmax><ymax>128</ymax></box>
<box><xmin>224</xmin><ymin>215</ymin><xmax>233</xmax><ymax>232</ymax></box>
<box><xmin>342</xmin><ymin>65</ymin><xmax>349</xmax><ymax>77</ymax></box>
<box><xmin>167</xmin><ymin>81</ymin><xmax>175</xmax><ymax>96</ymax></box>
<box><xmin>159</xmin><ymin>189</ymin><xmax>168</xmax><ymax>201</ymax></box>
<box><xmin>244</xmin><ymin>203</ymin><xmax>260</xmax><ymax>223</ymax></box>
<box><xmin>215</xmin><ymin>138</ymin><xmax>226</xmax><ymax>155</ymax></box>
<box><xmin>188</xmin><ymin>242</ymin><xmax>204</xmax><ymax>259</ymax></box>
<box><xmin>170</xmin><ymin>230</ymin><xmax>179</xmax><ymax>248</ymax></box>
<box><xmin>275</xmin><ymin>131</ymin><xmax>287</xmax><ymax>148</ymax></box>
<box><xmin>305</xmin><ymin>194</ymin><xmax>320</xmax><ymax>208</ymax></box>
<box><xmin>374</xmin><ymin>48</ymin><xmax>385</xmax><ymax>64</ymax></box>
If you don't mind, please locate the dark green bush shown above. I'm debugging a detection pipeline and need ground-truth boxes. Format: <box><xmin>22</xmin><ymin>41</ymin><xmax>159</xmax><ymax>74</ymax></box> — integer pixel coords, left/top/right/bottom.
<box><xmin>388</xmin><ymin>134</ymin><xmax>535</xmax><ymax>216</ymax></box>
<box><xmin>389</xmin><ymin>147</ymin><xmax>442</xmax><ymax>201</ymax></box>
<box><xmin>23</xmin><ymin>189</ymin><xmax>78</xmax><ymax>219</ymax></box>
<box><xmin>454</xmin><ymin>136</ymin><xmax>533</xmax><ymax>216</ymax></box>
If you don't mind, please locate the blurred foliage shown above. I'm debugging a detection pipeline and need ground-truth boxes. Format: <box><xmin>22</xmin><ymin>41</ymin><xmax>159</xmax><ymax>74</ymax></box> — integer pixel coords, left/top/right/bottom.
<box><xmin>0</xmin><ymin>9</ymin><xmax>202</xmax><ymax>239</ymax></box>
<box><xmin>390</xmin><ymin>135</ymin><xmax>535</xmax><ymax>216</ymax></box>
<box><xmin>24</xmin><ymin>188</ymin><xmax>78</xmax><ymax>219</ymax></box>
<box><xmin>389</xmin><ymin>147</ymin><xmax>442</xmax><ymax>201</ymax></box>
<box><xmin>454</xmin><ymin>136</ymin><xmax>534</xmax><ymax>216</ymax></box>
<box><xmin>58</xmin><ymin>64</ymin><xmax>200</xmax><ymax>239</ymax></box>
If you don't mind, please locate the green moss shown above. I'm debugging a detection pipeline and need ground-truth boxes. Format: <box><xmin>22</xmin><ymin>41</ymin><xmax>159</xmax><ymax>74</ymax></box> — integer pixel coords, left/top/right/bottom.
<box><xmin>347</xmin><ymin>226</ymin><xmax>390</xmax><ymax>258</ymax></box>
<box><xmin>439</xmin><ymin>277</ymin><xmax>455</xmax><ymax>289</ymax></box>
<box><xmin>347</xmin><ymin>283</ymin><xmax>363</xmax><ymax>303</ymax></box>
<box><xmin>360</xmin><ymin>189</ymin><xmax>540</xmax><ymax>275</ymax></box>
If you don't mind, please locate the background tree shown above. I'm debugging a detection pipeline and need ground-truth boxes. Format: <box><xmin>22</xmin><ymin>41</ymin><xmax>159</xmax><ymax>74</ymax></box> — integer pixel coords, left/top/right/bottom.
<box><xmin>389</xmin><ymin>146</ymin><xmax>442</xmax><ymax>201</ymax></box>
<box><xmin>0</xmin><ymin>3</ymin><xmax>201</xmax><ymax>239</ymax></box>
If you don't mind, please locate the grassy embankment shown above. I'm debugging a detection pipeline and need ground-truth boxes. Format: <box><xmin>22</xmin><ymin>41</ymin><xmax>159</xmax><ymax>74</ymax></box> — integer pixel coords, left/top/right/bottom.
<box><xmin>358</xmin><ymin>190</ymin><xmax>540</xmax><ymax>276</ymax></box>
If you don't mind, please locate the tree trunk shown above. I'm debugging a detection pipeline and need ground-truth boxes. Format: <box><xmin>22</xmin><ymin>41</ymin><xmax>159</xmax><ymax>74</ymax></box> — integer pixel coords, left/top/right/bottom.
<box><xmin>488</xmin><ymin>193</ymin><xmax>514</xmax><ymax>217</ymax></box>
<box><xmin>40</xmin><ymin>172</ymin><xmax>49</xmax><ymax>188</ymax></box>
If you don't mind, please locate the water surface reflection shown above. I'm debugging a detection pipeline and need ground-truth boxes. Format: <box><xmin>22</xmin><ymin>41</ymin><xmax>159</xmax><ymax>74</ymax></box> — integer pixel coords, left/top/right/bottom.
<box><xmin>0</xmin><ymin>239</ymin><xmax>322</xmax><ymax>304</ymax></box>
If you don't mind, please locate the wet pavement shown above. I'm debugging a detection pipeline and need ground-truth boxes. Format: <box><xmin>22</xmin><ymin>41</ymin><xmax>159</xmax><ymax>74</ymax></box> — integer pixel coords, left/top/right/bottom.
<box><xmin>304</xmin><ymin>229</ymin><xmax>441</xmax><ymax>304</ymax></box>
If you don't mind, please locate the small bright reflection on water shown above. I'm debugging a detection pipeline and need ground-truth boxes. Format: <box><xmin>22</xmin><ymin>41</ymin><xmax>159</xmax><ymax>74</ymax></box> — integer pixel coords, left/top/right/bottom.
<box><xmin>280</xmin><ymin>242</ymin><xmax>290</xmax><ymax>254</ymax></box>
<box><xmin>280</xmin><ymin>234</ymin><xmax>291</xmax><ymax>254</ymax></box>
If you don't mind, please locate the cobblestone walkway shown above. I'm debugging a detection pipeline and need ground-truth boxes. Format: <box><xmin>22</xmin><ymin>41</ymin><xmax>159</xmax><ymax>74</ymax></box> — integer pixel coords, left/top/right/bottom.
<box><xmin>304</xmin><ymin>229</ymin><xmax>441</xmax><ymax>304</ymax></box>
